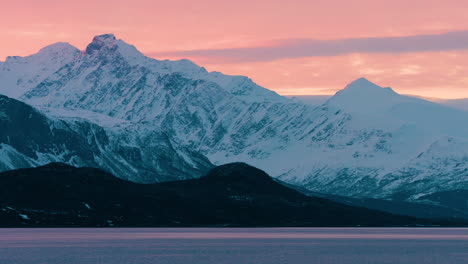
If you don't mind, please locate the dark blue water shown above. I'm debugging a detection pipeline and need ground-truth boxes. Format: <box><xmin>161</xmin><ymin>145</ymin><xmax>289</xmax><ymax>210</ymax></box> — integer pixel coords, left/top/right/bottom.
<box><xmin>0</xmin><ymin>228</ymin><xmax>467</xmax><ymax>264</ymax></box>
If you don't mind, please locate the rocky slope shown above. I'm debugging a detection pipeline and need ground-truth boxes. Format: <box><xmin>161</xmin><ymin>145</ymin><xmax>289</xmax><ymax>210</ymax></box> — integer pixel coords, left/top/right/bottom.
<box><xmin>0</xmin><ymin>94</ymin><xmax>212</xmax><ymax>182</ymax></box>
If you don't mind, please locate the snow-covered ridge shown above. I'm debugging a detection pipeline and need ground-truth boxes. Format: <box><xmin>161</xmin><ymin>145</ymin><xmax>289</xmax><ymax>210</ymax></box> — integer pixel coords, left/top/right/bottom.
<box><xmin>1</xmin><ymin>34</ymin><xmax>468</xmax><ymax>200</ymax></box>
<box><xmin>0</xmin><ymin>42</ymin><xmax>80</xmax><ymax>98</ymax></box>
<box><xmin>1</xmin><ymin>34</ymin><xmax>284</xmax><ymax>104</ymax></box>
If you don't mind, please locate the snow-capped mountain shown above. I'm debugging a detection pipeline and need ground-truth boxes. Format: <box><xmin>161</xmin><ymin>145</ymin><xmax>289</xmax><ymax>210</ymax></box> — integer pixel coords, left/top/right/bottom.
<box><xmin>282</xmin><ymin>78</ymin><xmax>468</xmax><ymax>199</ymax></box>
<box><xmin>1</xmin><ymin>34</ymin><xmax>312</xmax><ymax>164</ymax></box>
<box><xmin>1</xmin><ymin>34</ymin><xmax>467</xmax><ymax>200</ymax></box>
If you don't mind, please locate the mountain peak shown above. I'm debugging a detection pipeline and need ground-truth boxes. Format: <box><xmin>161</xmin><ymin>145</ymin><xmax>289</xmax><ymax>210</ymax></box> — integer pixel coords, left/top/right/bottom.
<box><xmin>83</xmin><ymin>34</ymin><xmax>147</xmax><ymax>63</ymax></box>
<box><xmin>344</xmin><ymin>77</ymin><xmax>382</xmax><ymax>91</ymax></box>
<box><xmin>85</xmin><ymin>34</ymin><xmax>118</xmax><ymax>54</ymax></box>
<box><xmin>326</xmin><ymin>78</ymin><xmax>403</xmax><ymax>114</ymax></box>
<box><xmin>94</xmin><ymin>33</ymin><xmax>116</xmax><ymax>41</ymax></box>
<box><xmin>38</xmin><ymin>42</ymin><xmax>80</xmax><ymax>57</ymax></box>
<box><xmin>338</xmin><ymin>77</ymin><xmax>398</xmax><ymax>96</ymax></box>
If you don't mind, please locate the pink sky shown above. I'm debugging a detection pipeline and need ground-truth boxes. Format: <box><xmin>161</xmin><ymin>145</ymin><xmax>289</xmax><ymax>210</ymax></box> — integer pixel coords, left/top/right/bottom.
<box><xmin>2</xmin><ymin>0</ymin><xmax>468</xmax><ymax>98</ymax></box>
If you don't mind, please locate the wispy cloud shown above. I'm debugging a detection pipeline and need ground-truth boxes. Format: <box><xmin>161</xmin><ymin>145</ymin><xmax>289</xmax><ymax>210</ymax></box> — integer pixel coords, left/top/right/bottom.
<box><xmin>149</xmin><ymin>31</ymin><xmax>468</xmax><ymax>63</ymax></box>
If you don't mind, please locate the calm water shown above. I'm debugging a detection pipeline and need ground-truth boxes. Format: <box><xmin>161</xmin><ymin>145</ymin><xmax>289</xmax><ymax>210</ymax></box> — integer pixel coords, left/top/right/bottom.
<box><xmin>0</xmin><ymin>228</ymin><xmax>467</xmax><ymax>264</ymax></box>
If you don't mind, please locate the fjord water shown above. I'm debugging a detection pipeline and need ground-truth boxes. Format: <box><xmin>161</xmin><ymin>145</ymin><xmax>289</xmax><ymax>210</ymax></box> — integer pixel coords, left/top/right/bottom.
<box><xmin>1</xmin><ymin>228</ymin><xmax>467</xmax><ymax>264</ymax></box>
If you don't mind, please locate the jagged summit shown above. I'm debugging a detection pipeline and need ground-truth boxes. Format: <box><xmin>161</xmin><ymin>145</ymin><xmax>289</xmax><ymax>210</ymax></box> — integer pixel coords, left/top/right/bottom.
<box><xmin>83</xmin><ymin>33</ymin><xmax>151</xmax><ymax>65</ymax></box>
<box><xmin>94</xmin><ymin>33</ymin><xmax>116</xmax><ymax>41</ymax></box>
<box><xmin>86</xmin><ymin>34</ymin><xmax>118</xmax><ymax>54</ymax></box>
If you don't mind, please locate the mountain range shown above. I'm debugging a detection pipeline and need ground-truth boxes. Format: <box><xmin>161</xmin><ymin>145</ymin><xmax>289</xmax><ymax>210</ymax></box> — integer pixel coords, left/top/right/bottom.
<box><xmin>0</xmin><ymin>34</ymin><xmax>467</xmax><ymax>207</ymax></box>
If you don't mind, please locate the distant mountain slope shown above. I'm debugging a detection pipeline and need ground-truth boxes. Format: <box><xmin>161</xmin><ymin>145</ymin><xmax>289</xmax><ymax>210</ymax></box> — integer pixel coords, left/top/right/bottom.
<box><xmin>0</xmin><ymin>162</ymin><xmax>455</xmax><ymax>227</ymax></box>
<box><xmin>412</xmin><ymin>190</ymin><xmax>468</xmax><ymax>214</ymax></box>
<box><xmin>439</xmin><ymin>98</ymin><xmax>468</xmax><ymax>111</ymax></box>
<box><xmin>0</xmin><ymin>34</ymin><xmax>467</xmax><ymax>201</ymax></box>
<box><xmin>287</xmin><ymin>95</ymin><xmax>332</xmax><ymax>106</ymax></box>
<box><xmin>291</xmin><ymin>94</ymin><xmax>468</xmax><ymax>112</ymax></box>
<box><xmin>285</xmin><ymin>182</ymin><xmax>468</xmax><ymax>220</ymax></box>
<box><xmin>275</xmin><ymin>78</ymin><xmax>468</xmax><ymax>199</ymax></box>
<box><xmin>0</xmin><ymin>94</ymin><xmax>212</xmax><ymax>182</ymax></box>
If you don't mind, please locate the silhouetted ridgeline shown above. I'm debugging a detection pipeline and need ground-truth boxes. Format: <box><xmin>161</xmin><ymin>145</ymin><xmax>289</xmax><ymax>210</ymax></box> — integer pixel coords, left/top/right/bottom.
<box><xmin>0</xmin><ymin>162</ymin><xmax>464</xmax><ymax>227</ymax></box>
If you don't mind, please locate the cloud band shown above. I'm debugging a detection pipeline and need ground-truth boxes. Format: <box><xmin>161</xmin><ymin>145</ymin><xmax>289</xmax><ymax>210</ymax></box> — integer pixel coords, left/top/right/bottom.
<box><xmin>150</xmin><ymin>31</ymin><xmax>468</xmax><ymax>63</ymax></box>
